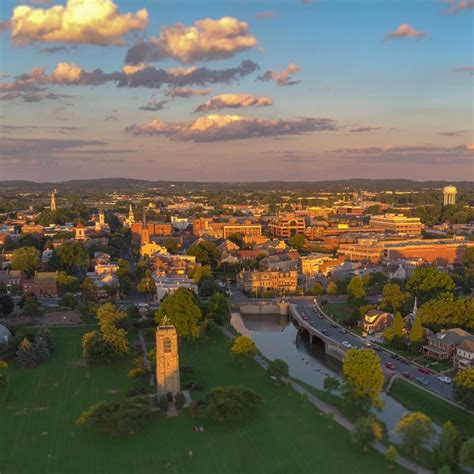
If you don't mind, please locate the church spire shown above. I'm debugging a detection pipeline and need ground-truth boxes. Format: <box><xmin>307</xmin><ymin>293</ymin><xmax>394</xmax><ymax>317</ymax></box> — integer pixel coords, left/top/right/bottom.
<box><xmin>50</xmin><ymin>189</ymin><xmax>57</xmax><ymax>212</ymax></box>
<box><xmin>412</xmin><ymin>296</ymin><xmax>418</xmax><ymax>317</ymax></box>
<box><xmin>128</xmin><ymin>203</ymin><xmax>135</xmax><ymax>224</ymax></box>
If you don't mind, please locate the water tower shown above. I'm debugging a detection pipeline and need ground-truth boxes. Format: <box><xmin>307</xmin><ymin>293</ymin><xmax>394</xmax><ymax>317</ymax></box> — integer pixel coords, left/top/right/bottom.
<box><xmin>443</xmin><ymin>185</ymin><xmax>457</xmax><ymax>206</ymax></box>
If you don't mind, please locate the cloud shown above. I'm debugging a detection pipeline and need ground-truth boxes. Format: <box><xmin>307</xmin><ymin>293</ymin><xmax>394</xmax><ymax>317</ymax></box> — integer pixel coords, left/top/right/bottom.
<box><xmin>125</xmin><ymin>114</ymin><xmax>339</xmax><ymax>142</ymax></box>
<box><xmin>255</xmin><ymin>11</ymin><xmax>276</xmax><ymax>20</ymax></box>
<box><xmin>443</xmin><ymin>0</ymin><xmax>474</xmax><ymax>14</ymax></box>
<box><xmin>194</xmin><ymin>93</ymin><xmax>272</xmax><ymax>113</ymax></box>
<box><xmin>38</xmin><ymin>45</ymin><xmax>75</xmax><ymax>55</ymax></box>
<box><xmin>258</xmin><ymin>63</ymin><xmax>301</xmax><ymax>86</ymax></box>
<box><xmin>384</xmin><ymin>24</ymin><xmax>426</xmax><ymax>40</ymax></box>
<box><xmin>349</xmin><ymin>126</ymin><xmax>383</xmax><ymax>133</ymax></box>
<box><xmin>0</xmin><ymin>91</ymin><xmax>69</xmax><ymax>102</ymax></box>
<box><xmin>125</xmin><ymin>16</ymin><xmax>256</xmax><ymax>65</ymax></box>
<box><xmin>1</xmin><ymin>60</ymin><xmax>259</xmax><ymax>92</ymax></box>
<box><xmin>454</xmin><ymin>65</ymin><xmax>474</xmax><ymax>74</ymax></box>
<box><xmin>438</xmin><ymin>130</ymin><xmax>472</xmax><ymax>137</ymax></box>
<box><xmin>8</xmin><ymin>0</ymin><xmax>148</xmax><ymax>46</ymax></box>
<box><xmin>165</xmin><ymin>87</ymin><xmax>211</xmax><ymax>98</ymax></box>
<box><xmin>139</xmin><ymin>98</ymin><xmax>167</xmax><ymax>111</ymax></box>
<box><xmin>329</xmin><ymin>144</ymin><xmax>473</xmax><ymax>164</ymax></box>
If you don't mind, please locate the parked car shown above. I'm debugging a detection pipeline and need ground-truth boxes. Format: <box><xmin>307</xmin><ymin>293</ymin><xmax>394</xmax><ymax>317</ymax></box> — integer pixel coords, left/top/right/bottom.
<box><xmin>418</xmin><ymin>367</ymin><xmax>431</xmax><ymax>375</ymax></box>
<box><xmin>391</xmin><ymin>354</ymin><xmax>400</xmax><ymax>360</ymax></box>
<box><xmin>437</xmin><ymin>375</ymin><xmax>452</xmax><ymax>384</ymax></box>
<box><xmin>415</xmin><ymin>377</ymin><xmax>429</xmax><ymax>386</ymax></box>
<box><xmin>342</xmin><ymin>341</ymin><xmax>352</xmax><ymax>348</ymax></box>
<box><xmin>321</xmin><ymin>329</ymin><xmax>328</xmax><ymax>335</ymax></box>
<box><xmin>318</xmin><ymin>314</ymin><xmax>324</xmax><ymax>319</ymax></box>
<box><xmin>303</xmin><ymin>315</ymin><xmax>309</xmax><ymax>320</ymax></box>
<box><xmin>372</xmin><ymin>345</ymin><xmax>382</xmax><ymax>351</ymax></box>
<box><xmin>330</xmin><ymin>323</ymin><xmax>337</xmax><ymax>328</ymax></box>
<box><xmin>385</xmin><ymin>362</ymin><xmax>396</xmax><ymax>370</ymax></box>
<box><xmin>402</xmin><ymin>371</ymin><xmax>413</xmax><ymax>379</ymax></box>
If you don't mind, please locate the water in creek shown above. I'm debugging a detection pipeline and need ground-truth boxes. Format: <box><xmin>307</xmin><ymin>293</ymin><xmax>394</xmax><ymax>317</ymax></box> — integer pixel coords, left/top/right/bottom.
<box><xmin>231</xmin><ymin>312</ymin><xmax>440</xmax><ymax>442</ymax></box>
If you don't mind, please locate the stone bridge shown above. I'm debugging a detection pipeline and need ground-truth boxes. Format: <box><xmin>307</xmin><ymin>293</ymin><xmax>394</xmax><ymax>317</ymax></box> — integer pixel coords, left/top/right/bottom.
<box><xmin>288</xmin><ymin>304</ymin><xmax>347</xmax><ymax>362</ymax></box>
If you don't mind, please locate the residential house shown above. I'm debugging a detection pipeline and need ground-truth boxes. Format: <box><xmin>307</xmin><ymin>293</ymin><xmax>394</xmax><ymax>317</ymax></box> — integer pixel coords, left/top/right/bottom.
<box><xmin>361</xmin><ymin>309</ymin><xmax>394</xmax><ymax>335</ymax></box>
<box><xmin>422</xmin><ymin>328</ymin><xmax>474</xmax><ymax>360</ymax></box>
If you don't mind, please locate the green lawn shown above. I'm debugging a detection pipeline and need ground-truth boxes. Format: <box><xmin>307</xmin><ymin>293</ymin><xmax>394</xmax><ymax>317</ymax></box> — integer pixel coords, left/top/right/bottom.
<box><xmin>390</xmin><ymin>378</ymin><xmax>474</xmax><ymax>439</ymax></box>
<box><xmin>324</xmin><ymin>302</ymin><xmax>353</xmax><ymax>324</ymax></box>
<box><xmin>0</xmin><ymin>327</ymin><xmax>407</xmax><ymax>474</ymax></box>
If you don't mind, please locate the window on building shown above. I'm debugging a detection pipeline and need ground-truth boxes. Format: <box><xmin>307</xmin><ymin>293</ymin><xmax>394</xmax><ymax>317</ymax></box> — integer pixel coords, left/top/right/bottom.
<box><xmin>164</xmin><ymin>337</ymin><xmax>171</xmax><ymax>353</ymax></box>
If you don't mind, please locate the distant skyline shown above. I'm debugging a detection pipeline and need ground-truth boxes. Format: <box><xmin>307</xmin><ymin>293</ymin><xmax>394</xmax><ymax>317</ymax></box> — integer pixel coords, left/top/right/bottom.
<box><xmin>0</xmin><ymin>0</ymin><xmax>472</xmax><ymax>181</ymax></box>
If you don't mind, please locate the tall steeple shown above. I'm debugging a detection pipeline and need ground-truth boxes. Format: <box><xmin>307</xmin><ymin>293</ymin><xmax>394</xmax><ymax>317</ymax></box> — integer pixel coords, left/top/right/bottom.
<box><xmin>50</xmin><ymin>190</ymin><xmax>57</xmax><ymax>212</ymax></box>
<box><xmin>412</xmin><ymin>296</ymin><xmax>418</xmax><ymax>317</ymax></box>
<box><xmin>128</xmin><ymin>203</ymin><xmax>135</xmax><ymax>224</ymax></box>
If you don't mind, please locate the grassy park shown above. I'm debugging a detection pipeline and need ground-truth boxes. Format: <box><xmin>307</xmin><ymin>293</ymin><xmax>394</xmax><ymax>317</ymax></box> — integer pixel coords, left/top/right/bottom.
<box><xmin>0</xmin><ymin>326</ymin><xmax>407</xmax><ymax>474</ymax></box>
<box><xmin>390</xmin><ymin>378</ymin><xmax>474</xmax><ymax>439</ymax></box>
<box><xmin>324</xmin><ymin>302</ymin><xmax>353</xmax><ymax>324</ymax></box>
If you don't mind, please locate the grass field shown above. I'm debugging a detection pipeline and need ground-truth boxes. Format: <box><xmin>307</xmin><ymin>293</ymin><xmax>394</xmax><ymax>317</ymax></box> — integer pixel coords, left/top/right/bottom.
<box><xmin>324</xmin><ymin>302</ymin><xmax>353</xmax><ymax>324</ymax></box>
<box><xmin>390</xmin><ymin>378</ymin><xmax>474</xmax><ymax>439</ymax></box>
<box><xmin>0</xmin><ymin>327</ymin><xmax>407</xmax><ymax>474</ymax></box>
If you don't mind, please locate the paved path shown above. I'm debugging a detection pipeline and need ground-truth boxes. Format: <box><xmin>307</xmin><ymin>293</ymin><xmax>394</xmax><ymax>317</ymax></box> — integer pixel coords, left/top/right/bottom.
<box><xmin>221</xmin><ymin>325</ymin><xmax>433</xmax><ymax>474</ymax></box>
<box><xmin>137</xmin><ymin>329</ymin><xmax>154</xmax><ymax>385</ymax></box>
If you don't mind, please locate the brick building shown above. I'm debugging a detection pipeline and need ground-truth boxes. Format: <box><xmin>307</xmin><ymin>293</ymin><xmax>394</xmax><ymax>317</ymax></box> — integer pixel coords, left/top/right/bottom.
<box><xmin>22</xmin><ymin>272</ymin><xmax>59</xmax><ymax>297</ymax></box>
<box><xmin>237</xmin><ymin>269</ymin><xmax>298</xmax><ymax>294</ymax></box>
<box><xmin>269</xmin><ymin>214</ymin><xmax>306</xmax><ymax>238</ymax></box>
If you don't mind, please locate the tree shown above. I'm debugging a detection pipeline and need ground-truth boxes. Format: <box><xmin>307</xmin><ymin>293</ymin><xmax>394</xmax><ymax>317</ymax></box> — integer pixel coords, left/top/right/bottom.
<box><xmin>206</xmin><ymin>385</ymin><xmax>262</xmax><ymax>422</ymax></box>
<box><xmin>406</xmin><ymin>267</ymin><xmax>455</xmax><ymax>303</ymax></box>
<box><xmin>267</xmin><ymin>359</ymin><xmax>289</xmax><ymax>382</ymax></box>
<box><xmin>56</xmin><ymin>272</ymin><xmax>79</xmax><ymax>294</ymax></box>
<box><xmin>385</xmin><ymin>445</ymin><xmax>398</xmax><ymax>468</ymax></box>
<box><xmin>288</xmin><ymin>234</ymin><xmax>306</xmax><ymax>251</ymax></box>
<box><xmin>60</xmin><ymin>293</ymin><xmax>78</xmax><ymax>309</ymax></box>
<box><xmin>137</xmin><ymin>270</ymin><xmax>156</xmax><ymax>301</ymax></box>
<box><xmin>453</xmin><ymin>368</ymin><xmax>474</xmax><ymax>410</ymax></box>
<box><xmin>394</xmin><ymin>412</ymin><xmax>433</xmax><ymax>460</ymax></box>
<box><xmin>76</xmin><ymin>396</ymin><xmax>152</xmax><ymax>436</ymax></box>
<box><xmin>352</xmin><ymin>415</ymin><xmax>383</xmax><ymax>450</ymax></box>
<box><xmin>38</xmin><ymin>326</ymin><xmax>54</xmax><ymax>353</ymax></box>
<box><xmin>230</xmin><ymin>336</ymin><xmax>257</xmax><ymax>365</ymax></box>
<box><xmin>22</xmin><ymin>296</ymin><xmax>43</xmax><ymax>318</ymax></box>
<box><xmin>0</xmin><ymin>361</ymin><xmax>8</xmax><ymax>392</ymax></box>
<box><xmin>33</xmin><ymin>335</ymin><xmax>50</xmax><ymax>363</ymax></box>
<box><xmin>189</xmin><ymin>265</ymin><xmax>212</xmax><ymax>284</ymax></box>
<box><xmin>155</xmin><ymin>288</ymin><xmax>202</xmax><ymax>338</ymax></box>
<box><xmin>82</xmin><ymin>331</ymin><xmax>115</xmax><ymax>366</ymax></box>
<box><xmin>409</xmin><ymin>316</ymin><xmax>424</xmax><ymax>353</ymax></box>
<box><xmin>434</xmin><ymin>421</ymin><xmax>461</xmax><ymax>469</ymax></box>
<box><xmin>347</xmin><ymin>276</ymin><xmax>366</xmax><ymax>303</ymax></box>
<box><xmin>16</xmin><ymin>338</ymin><xmax>37</xmax><ymax>368</ymax></box>
<box><xmin>205</xmin><ymin>292</ymin><xmax>230</xmax><ymax>325</ymax></box>
<box><xmin>383</xmin><ymin>312</ymin><xmax>405</xmax><ymax>346</ymax></box>
<box><xmin>0</xmin><ymin>295</ymin><xmax>14</xmax><ymax>316</ymax></box>
<box><xmin>327</xmin><ymin>281</ymin><xmax>338</xmax><ymax>296</ymax></box>
<box><xmin>53</xmin><ymin>241</ymin><xmax>88</xmax><ymax>273</ymax></box>
<box><xmin>198</xmin><ymin>277</ymin><xmax>218</xmax><ymax>297</ymax></box>
<box><xmin>188</xmin><ymin>241</ymin><xmax>218</xmax><ymax>266</ymax></box>
<box><xmin>80</xmin><ymin>277</ymin><xmax>98</xmax><ymax>302</ymax></box>
<box><xmin>310</xmin><ymin>282</ymin><xmax>324</xmax><ymax>296</ymax></box>
<box><xmin>323</xmin><ymin>376</ymin><xmax>340</xmax><ymax>395</ymax></box>
<box><xmin>10</xmin><ymin>246</ymin><xmax>40</xmax><ymax>277</ymax></box>
<box><xmin>342</xmin><ymin>348</ymin><xmax>384</xmax><ymax>408</ymax></box>
<box><xmin>459</xmin><ymin>438</ymin><xmax>474</xmax><ymax>467</ymax></box>
<box><xmin>96</xmin><ymin>303</ymin><xmax>129</xmax><ymax>357</ymax></box>
<box><xmin>381</xmin><ymin>283</ymin><xmax>407</xmax><ymax>313</ymax></box>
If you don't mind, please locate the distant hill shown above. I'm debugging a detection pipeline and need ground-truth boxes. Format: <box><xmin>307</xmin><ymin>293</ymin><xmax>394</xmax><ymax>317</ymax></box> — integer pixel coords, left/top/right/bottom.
<box><xmin>0</xmin><ymin>178</ymin><xmax>472</xmax><ymax>193</ymax></box>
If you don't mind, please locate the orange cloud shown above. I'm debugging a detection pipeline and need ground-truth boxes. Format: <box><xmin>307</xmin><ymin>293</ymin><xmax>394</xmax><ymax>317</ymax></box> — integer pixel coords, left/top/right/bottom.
<box><xmin>125</xmin><ymin>16</ymin><xmax>256</xmax><ymax>65</ymax></box>
<box><xmin>165</xmin><ymin>87</ymin><xmax>212</xmax><ymax>98</ymax></box>
<box><xmin>384</xmin><ymin>24</ymin><xmax>426</xmax><ymax>40</ymax></box>
<box><xmin>258</xmin><ymin>63</ymin><xmax>301</xmax><ymax>86</ymax></box>
<box><xmin>9</xmin><ymin>0</ymin><xmax>148</xmax><ymax>46</ymax></box>
<box><xmin>126</xmin><ymin>114</ymin><xmax>338</xmax><ymax>142</ymax></box>
<box><xmin>444</xmin><ymin>0</ymin><xmax>474</xmax><ymax>14</ymax></box>
<box><xmin>195</xmin><ymin>93</ymin><xmax>273</xmax><ymax>112</ymax></box>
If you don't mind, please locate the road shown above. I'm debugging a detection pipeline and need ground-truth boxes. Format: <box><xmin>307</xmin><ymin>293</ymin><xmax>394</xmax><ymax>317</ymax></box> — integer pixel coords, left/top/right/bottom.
<box><xmin>293</xmin><ymin>300</ymin><xmax>455</xmax><ymax>401</ymax></box>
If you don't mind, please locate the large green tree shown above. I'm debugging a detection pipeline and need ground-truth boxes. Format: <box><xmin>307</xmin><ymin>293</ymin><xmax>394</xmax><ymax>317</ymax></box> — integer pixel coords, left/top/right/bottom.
<box><xmin>230</xmin><ymin>336</ymin><xmax>257</xmax><ymax>365</ymax></box>
<box><xmin>383</xmin><ymin>312</ymin><xmax>405</xmax><ymax>346</ymax></box>
<box><xmin>342</xmin><ymin>348</ymin><xmax>384</xmax><ymax>408</ymax></box>
<box><xmin>381</xmin><ymin>283</ymin><xmax>407</xmax><ymax>313</ymax></box>
<box><xmin>395</xmin><ymin>412</ymin><xmax>433</xmax><ymax>461</ymax></box>
<box><xmin>352</xmin><ymin>415</ymin><xmax>383</xmax><ymax>450</ymax></box>
<box><xmin>155</xmin><ymin>288</ymin><xmax>202</xmax><ymax>338</ymax></box>
<box><xmin>434</xmin><ymin>421</ymin><xmax>461</xmax><ymax>470</ymax></box>
<box><xmin>409</xmin><ymin>316</ymin><xmax>424</xmax><ymax>353</ymax></box>
<box><xmin>52</xmin><ymin>241</ymin><xmax>88</xmax><ymax>273</ymax></box>
<box><xmin>453</xmin><ymin>368</ymin><xmax>474</xmax><ymax>410</ymax></box>
<box><xmin>347</xmin><ymin>276</ymin><xmax>366</xmax><ymax>304</ymax></box>
<box><xmin>10</xmin><ymin>246</ymin><xmax>40</xmax><ymax>277</ymax></box>
<box><xmin>406</xmin><ymin>267</ymin><xmax>455</xmax><ymax>302</ymax></box>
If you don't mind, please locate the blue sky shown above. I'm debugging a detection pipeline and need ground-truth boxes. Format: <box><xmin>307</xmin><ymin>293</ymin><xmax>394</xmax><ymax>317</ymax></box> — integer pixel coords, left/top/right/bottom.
<box><xmin>0</xmin><ymin>0</ymin><xmax>472</xmax><ymax>181</ymax></box>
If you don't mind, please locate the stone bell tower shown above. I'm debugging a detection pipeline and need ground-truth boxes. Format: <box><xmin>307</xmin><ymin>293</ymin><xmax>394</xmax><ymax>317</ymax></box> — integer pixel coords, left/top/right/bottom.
<box><xmin>155</xmin><ymin>324</ymin><xmax>180</xmax><ymax>397</ymax></box>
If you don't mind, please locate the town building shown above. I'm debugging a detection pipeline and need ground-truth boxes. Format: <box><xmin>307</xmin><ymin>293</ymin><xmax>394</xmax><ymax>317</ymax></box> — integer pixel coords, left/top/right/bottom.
<box><xmin>361</xmin><ymin>309</ymin><xmax>394</xmax><ymax>335</ymax></box>
<box><xmin>422</xmin><ymin>328</ymin><xmax>474</xmax><ymax>360</ymax></box>
<box><xmin>153</xmin><ymin>275</ymin><xmax>198</xmax><ymax>302</ymax></box>
<box><xmin>155</xmin><ymin>325</ymin><xmax>180</xmax><ymax>397</ymax></box>
<box><xmin>269</xmin><ymin>214</ymin><xmax>306</xmax><ymax>238</ymax></box>
<box><xmin>236</xmin><ymin>269</ymin><xmax>298</xmax><ymax>294</ymax></box>
<box><xmin>454</xmin><ymin>340</ymin><xmax>474</xmax><ymax>369</ymax></box>
<box><xmin>299</xmin><ymin>253</ymin><xmax>335</xmax><ymax>276</ymax></box>
<box><xmin>22</xmin><ymin>272</ymin><xmax>59</xmax><ymax>297</ymax></box>
<box><xmin>370</xmin><ymin>214</ymin><xmax>422</xmax><ymax>235</ymax></box>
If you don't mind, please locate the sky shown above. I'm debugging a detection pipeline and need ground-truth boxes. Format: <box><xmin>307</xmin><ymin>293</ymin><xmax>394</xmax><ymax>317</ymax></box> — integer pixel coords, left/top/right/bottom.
<box><xmin>0</xmin><ymin>0</ymin><xmax>472</xmax><ymax>182</ymax></box>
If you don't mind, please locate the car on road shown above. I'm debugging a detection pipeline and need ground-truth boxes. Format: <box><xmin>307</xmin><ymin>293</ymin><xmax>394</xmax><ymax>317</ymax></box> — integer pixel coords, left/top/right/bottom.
<box><xmin>321</xmin><ymin>329</ymin><xmax>328</xmax><ymax>335</ymax></box>
<box><xmin>400</xmin><ymin>358</ymin><xmax>410</xmax><ymax>365</ymax></box>
<box><xmin>338</xmin><ymin>328</ymin><xmax>347</xmax><ymax>334</ymax></box>
<box><xmin>372</xmin><ymin>345</ymin><xmax>382</xmax><ymax>351</ymax></box>
<box><xmin>330</xmin><ymin>323</ymin><xmax>337</xmax><ymax>328</ymax></box>
<box><xmin>437</xmin><ymin>375</ymin><xmax>452</xmax><ymax>384</ymax></box>
<box><xmin>391</xmin><ymin>353</ymin><xmax>400</xmax><ymax>360</ymax></box>
<box><xmin>385</xmin><ymin>362</ymin><xmax>396</xmax><ymax>370</ymax></box>
<box><xmin>415</xmin><ymin>377</ymin><xmax>429</xmax><ymax>386</ymax></box>
<box><xmin>342</xmin><ymin>341</ymin><xmax>352</xmax><ymax>348</ymax></box>
<box><xmin>318</xmin><ymin>314</ymin><xmax>324</xmax><ymax>319</ymax></box>
<box><xmin>418</xmin><ymin>367</ymin><xmax>431</xmax><ymax>375</ymax></box>
<box><xmin>402</xmin><ymin>371</ymin><xmax>413</xmax><ymax>379</ymax></box>
<box><xmin>310</xmin><ymin>322</ymin><xmax>316</xmax><ymax>327</ymax></box>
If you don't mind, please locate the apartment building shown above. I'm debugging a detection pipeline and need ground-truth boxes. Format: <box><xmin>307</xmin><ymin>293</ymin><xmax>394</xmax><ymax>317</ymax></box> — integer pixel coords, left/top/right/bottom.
<box><xmin>369</xmin><ymin>214</ymin><xmax>422</xmax><ymax>235</ymax></box>
<box><xmin>237</xmin><ymin>269</ymin><xmax>298</xmax><ymax>294</ymax></box>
